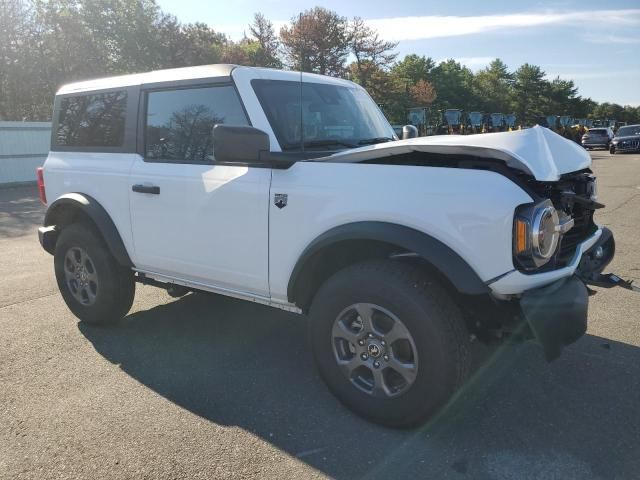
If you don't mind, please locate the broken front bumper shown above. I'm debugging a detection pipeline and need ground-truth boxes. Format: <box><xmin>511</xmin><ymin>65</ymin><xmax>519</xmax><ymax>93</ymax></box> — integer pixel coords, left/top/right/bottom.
<box><xmin>520</xmin><ymin>227</ymin><xmax>637</xmax><ymax>361</ymax></box>
<box><xmin>520</xmin><ymin>275</ymin><xmax>588</xmax><ymax>361</ymax></box>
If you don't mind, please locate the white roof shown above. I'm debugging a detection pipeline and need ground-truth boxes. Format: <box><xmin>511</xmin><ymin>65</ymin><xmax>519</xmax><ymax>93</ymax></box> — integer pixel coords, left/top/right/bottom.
<box><xmin>57</xmin><ymin>64</ymin><xmax>237</xmax><ymax>94</ymax></box>
<box><xmin>56</xmin><ymin>64</ymin><xmax>357</xmax><ymax>95</ymax></box>
<box><xmin>326</xmin><ymin>126</ymin><xmax>592</xmax><ymax>181</ymax></box>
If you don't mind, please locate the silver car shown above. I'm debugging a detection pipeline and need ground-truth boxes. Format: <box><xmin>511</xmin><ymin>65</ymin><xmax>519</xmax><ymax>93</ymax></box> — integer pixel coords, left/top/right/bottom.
<box><xmin>582</xmin><ymin>127</ymin><xmax>614</xmax><ymax>150</ymax></box>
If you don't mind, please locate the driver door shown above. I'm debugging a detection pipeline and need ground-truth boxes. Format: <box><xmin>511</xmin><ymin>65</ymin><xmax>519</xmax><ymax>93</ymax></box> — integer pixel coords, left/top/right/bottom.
<box><xmin>129</xmin><ymin>83</ymin><xmax>271</xmax><ymax>297</ymax></box>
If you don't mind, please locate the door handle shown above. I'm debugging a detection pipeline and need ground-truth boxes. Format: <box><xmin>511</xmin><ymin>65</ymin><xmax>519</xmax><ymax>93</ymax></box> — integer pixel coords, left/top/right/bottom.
<box><xmin>132</xmin><ymin>184</ymin><xmax>160</xmax><ymax>194</ymax></box>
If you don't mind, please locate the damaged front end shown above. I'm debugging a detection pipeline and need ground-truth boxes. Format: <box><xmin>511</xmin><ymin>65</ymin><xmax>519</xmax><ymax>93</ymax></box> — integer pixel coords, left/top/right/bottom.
<box><xmin>520</xmin><ymin>226</ymin><xmax>637</xmax><ymax>361</ymax></box>
<box><xmin>575</xmin><ymin>227</ymin><xmax>639</xmax><ymax>293</ymax></box>
<box><xmin>495</xmin><ymin>172</ymin><xmax>638</xmax><ymax>361</ymax></box>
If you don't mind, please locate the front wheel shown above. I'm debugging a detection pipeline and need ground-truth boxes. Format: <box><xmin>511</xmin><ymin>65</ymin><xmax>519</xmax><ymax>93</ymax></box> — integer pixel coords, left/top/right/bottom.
<box><xmin>308</xmin><ymin>260</ymin><xmax>471</xmax><ymax>427</ymax></box>
<box><xmin>54</xmin><ymin>224</ymin><xmax>135</xmax><ymax>325</ymax></box>
<box><xmin>610</xmin><ymin>145</ymin><xmax>616</xmax><ymax>154</ymax></box>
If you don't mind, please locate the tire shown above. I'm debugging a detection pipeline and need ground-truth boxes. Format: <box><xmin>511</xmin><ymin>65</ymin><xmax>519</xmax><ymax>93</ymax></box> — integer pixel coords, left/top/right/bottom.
<box><xmin>610</xmin><ymin>145</ymin><xmax>616</xmax><ymax>154</ymax></box>
<box><xmin>308</xmin><ymin>260</ymin><xmax>471</xmax><ymax>428</ymax></box>
<box><xmin>54</xmin><ymin>223</ymin><xmax>135</xmax><ymax>325</ymax></box>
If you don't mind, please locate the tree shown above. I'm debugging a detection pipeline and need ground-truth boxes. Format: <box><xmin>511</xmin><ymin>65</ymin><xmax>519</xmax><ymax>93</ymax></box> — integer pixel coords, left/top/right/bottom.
<box><xmin>279</xmin><ymin>7</ymin><xmax>349</xmax><ymax>75</ymax></box>
<box><xmin>592</xmin><ymin>102</ymin><xmax>624</xmax><ymax>122</ymax></box>
<box><xmin>347</xmin><ymin>17</ymin><xmax>396</xmax><ymax>92</ymax></box>
<box><xmin>545</xmin><ymin>77</ymin><xmax>578</xmax><ymax>115</ymax></box>
<box><xmin>248</xmin><ymin>13</ymin><xmax>281</xmax><ymax>68</ymax></box>
<box><xmin>430</xmin><ymin>59</ymin><xmax>476</xmax><ymax>110</ymax></box>
<box><xmin>170</xmin><ymin>22</ymin><xmax>226</xmax><ymax>67</ymax></box>
<box><xmin>378</xmin><ymin>55</ymin><xmax>437</xmax><ymax>124</ymax></box>
<box><xmin>409</xmin><ymin>79</ymin><xmax>436</xmax><ymax>106</ymax></box>
<box><xmin>512</xmin><ymin>63</ymin><xmax>547</xmax><ymax>124</ymax></box>
<box><xmin>0</xmin><ymin>0</ymin><xmax>37</xmax><ymax>119</ymax></box>
<box><xmin>473</xmin><ymin>59</ymin><xmax>513</xmax><ymax>113</ymax></box>
<box><xmin>391</xmin><ymin>54</ymin><xmax>435</xmax><ymax>85</ymax></box>
<box><xmin>0</xmin><ymin>2</ymin><xmax>633</xmax><ymax>125</ymax></box>
<box><xmin>620</xmin><ymin>105</ymin><xmax>640</xmax><ymax>124</ymax></box>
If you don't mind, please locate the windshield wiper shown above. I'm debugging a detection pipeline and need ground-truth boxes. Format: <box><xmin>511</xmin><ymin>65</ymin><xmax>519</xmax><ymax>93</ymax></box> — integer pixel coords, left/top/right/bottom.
<box><xmin>357</xmin><ymin>137</ymin><xmax>395</xmax><ymax>145</ymax></box>
<box><xmin>301</xmin><ymin>139</ymin><xmax>359</xmax><ymax>149</ymax></box>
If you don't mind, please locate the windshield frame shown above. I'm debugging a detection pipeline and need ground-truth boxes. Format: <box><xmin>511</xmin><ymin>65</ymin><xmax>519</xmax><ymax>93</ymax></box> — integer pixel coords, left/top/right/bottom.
<box><xmin>251</xmin><ymin>78</ymin><xmax>395</xmax><ymax>152</ymax></box>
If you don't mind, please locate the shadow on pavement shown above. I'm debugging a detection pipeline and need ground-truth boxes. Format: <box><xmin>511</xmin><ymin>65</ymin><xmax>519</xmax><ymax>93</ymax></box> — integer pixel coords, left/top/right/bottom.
<box><xmin>0</xmin><ymin>185</ymin><xmax>44</xmax><ymax>238</ymax></box>
<box><xmin>80</xmin><ymin>292</ymin><xmax>640</xmax><ymax>479</ymax></box>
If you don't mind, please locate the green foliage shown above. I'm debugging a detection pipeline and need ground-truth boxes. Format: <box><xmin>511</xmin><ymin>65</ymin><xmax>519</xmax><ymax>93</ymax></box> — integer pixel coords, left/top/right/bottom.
<box><xmin>430</xmin><ymin>59</ymin><xmax>476</xmax><ymax>111</ymax></box>
<box><xmin>473</xmin><ymin>59</ymin><xmax>512</xmax><ymax>114</ymax></box>
<box><xmin>279</xmin><ymin>7</ymin><xmax>350</xmax><ymax>76</ymax></box>
<box><xmin>511</xmin><ymin>63</ymin><xmax>547</xmax><ymax>124</ymax></box>
<box><xmin>0</xmin><ymin>1</ymin><xmax>637</xmax><ymax>125</ymax></box>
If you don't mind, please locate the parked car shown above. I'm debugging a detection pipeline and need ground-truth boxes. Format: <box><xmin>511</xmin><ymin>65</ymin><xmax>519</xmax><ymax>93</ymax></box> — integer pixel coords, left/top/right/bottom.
<box><xmin>610</xmin><ymin>124</ymin><xmax>640</xmax><ymax>154</ymax></box>
<box><xmin>36</xmin><ymin>65</ymin><xmax>637</xmax><ymax>428</ymax></box>
<box><xmin>581</xmin><ymin>127</ymin><xmax>614</xmax><ymax>149</ymax></box>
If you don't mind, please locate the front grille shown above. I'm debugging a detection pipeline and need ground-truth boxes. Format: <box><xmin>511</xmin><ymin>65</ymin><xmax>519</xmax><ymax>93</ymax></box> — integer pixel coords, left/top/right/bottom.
<box><xmin>617</xmin><ymin>139</ymin><xmax>640</xmax><ymax>152</ymax></box>
<box><xmin>524</xmin><ymin>170</ymin><xmax>598</xmax><ymax>270</ymax></box>
<box><xmin>556</xmin><ymin>204</ymin><xmax>595</xmax><ymax>265</ymax></box>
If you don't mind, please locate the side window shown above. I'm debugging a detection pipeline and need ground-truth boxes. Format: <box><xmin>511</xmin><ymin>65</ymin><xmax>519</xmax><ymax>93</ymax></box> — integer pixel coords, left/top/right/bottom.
<box><xmin>144</xmin><ymin>85</ymin><xmax>248</xmax><ymax>163</ymax></box>
<box><xmin>55</xmin><ymin>91</ymin><xmax>127</xmax><ymax>147</ymax></box>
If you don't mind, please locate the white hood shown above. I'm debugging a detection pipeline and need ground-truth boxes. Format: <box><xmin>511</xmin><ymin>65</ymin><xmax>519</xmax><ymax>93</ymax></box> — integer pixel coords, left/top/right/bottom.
<box><xmin>325</xmin><ymin>126</ymin><xmax>591</xmax><ymax>181</ymax></box>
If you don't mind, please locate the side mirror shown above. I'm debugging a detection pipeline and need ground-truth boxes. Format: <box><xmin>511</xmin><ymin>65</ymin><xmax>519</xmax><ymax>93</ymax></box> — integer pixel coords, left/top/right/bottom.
<box><xmin>213</xmin><ymin>124</ymin><xmax>270</xmax><ymax>164</ymax></box>
<box><xmin>402</xmin><ymin>125</ymin><xmax>419</xmax><ymax>139</ymax></box>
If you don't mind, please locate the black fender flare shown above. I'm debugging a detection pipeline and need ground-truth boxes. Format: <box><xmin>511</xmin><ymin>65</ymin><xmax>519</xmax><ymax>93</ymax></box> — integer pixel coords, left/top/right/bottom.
<box><xmin>44</xmin><ymin>193</ymin><xmax>133</xmax><ymax>267</ymax></box>
<box><xmin>287</xmin><ymin>221</ymin><xmax>489</xmax><ymax>304</ymax></box>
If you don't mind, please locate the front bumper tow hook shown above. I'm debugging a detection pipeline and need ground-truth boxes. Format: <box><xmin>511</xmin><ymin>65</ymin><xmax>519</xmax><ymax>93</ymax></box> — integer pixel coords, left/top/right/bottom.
<box><xmin>583</xmin><ymin>273</ymin><xmax>640</xmax><ymax>293</ymax></box>
<box><xmin>575</xmin><ymin>227</ymin><xmax>639</xmax><ymax>294</ymax></box>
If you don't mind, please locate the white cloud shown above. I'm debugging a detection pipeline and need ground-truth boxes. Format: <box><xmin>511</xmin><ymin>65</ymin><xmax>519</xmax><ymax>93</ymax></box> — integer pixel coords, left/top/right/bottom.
<box><xmin>363</xmin><ymin>10</ymin><xmax>640</xmax><ymax>42</ymax></box>
<box><xmin>582</xmin><ymin>33</ymin><xmax>640</xmax><ymax>44</ymax></box>
<box><xmin>449</xmin><ymin>57</ymin><xmax>496</xmax><ymax>69</ymax></box>
<box><xmin>213</xmin><ymin>9</ymin><xmax>640</xmax><ymax>42</ymax></box>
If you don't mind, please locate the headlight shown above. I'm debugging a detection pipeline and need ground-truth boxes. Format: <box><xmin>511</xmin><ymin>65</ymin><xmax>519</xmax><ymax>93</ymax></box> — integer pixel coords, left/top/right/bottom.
<box><xmin>531</xmin><ymin>205</ymin><xmax>559</xmax><ymax>259</ymax></box>
<box><xmin>514</xmin><ymin>200</ymin><xmax>567</xmax><ymax>270</ymax></box>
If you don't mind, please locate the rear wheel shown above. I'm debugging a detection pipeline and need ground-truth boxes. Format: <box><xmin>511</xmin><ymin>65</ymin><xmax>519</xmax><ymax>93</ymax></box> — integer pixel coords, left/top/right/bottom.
<box><xmin>54</xmin><ymin>224</ymin><xmax>135</xmax><ymax>325</ymax></box>
<box><xmin>308</xmin><ymin>260</ymin><xmax>471</xmax><ymax>428</ymax></box>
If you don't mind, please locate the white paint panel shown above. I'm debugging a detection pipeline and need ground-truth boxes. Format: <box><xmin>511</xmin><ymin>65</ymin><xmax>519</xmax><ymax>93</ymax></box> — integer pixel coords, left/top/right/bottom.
<box><xmin>43</xmin><ymin>151</ymin><xmax>138</xmax><ymax>259</ymax></box>
<box><xmin>268</xmin><ymin>162</ymin><xmax>533</xmax><ymax>302</ymax></box>
<box><xmin>489</xmin><ymin>228</ymin><xmax>602</xmax><ymax>295</ymax></box>
<box><xmin>129</xmin><ymin>158</ymin><xmax>271</xmax><ymax>296</ymax></box>
<box><xmin>320</xmin><ymin>126</ymin><xmax>592</xmax><ymax>182</ymax></box>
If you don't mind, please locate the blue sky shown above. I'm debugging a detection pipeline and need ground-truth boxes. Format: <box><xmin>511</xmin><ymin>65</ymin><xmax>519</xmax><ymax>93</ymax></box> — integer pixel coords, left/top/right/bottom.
<box><xmin>156</xmin><ymin>0</ymin><xmax>640</xmax><ymax>106</ymax></box>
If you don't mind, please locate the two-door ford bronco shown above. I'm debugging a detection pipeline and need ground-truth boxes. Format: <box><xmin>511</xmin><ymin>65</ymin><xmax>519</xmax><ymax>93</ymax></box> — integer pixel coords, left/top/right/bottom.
<box><xmin>37</xmin><ymin>65</ymin><xmax>637</xmax><ymax>427</ymax></box>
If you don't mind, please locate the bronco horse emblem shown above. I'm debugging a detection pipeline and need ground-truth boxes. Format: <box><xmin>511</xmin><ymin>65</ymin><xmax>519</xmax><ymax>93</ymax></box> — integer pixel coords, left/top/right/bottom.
<box><xmin>274</xmin><ymin>193</ymin><xmax>288</xmax><ymax>209</ymax></box>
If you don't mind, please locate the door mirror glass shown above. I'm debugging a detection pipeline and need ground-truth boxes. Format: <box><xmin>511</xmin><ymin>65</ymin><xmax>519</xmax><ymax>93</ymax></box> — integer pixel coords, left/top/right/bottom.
<box><xmin>213</xmin><ymin>125</ymin><xmax>270</xmax><ymax>164</ymax></box>
<box><xmin>402</xmin><ymin>125</ymin><xmax>418</xmax><ymax>139</ymax></box>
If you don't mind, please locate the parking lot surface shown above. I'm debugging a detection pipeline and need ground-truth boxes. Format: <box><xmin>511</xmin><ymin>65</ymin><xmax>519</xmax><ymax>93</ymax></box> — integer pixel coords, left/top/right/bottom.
<box><xmin>1</xmin><ymin>150</ymin><xmax>640</xmax><ymax>480</ymax></box>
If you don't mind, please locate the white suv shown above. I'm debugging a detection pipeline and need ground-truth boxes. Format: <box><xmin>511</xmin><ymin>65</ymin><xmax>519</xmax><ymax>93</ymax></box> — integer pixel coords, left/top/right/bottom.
<box><xmin>37</xmin><ymin>64</ymin><xmax>632</xmax><ymax>427</ymax></box>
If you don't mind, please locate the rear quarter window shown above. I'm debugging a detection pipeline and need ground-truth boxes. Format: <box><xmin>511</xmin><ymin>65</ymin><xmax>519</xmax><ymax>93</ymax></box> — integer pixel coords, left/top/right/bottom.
<box><xmin>55</xmin><ymin>91</ymin><xmax>127</xmax><ymax>148</ymax></box>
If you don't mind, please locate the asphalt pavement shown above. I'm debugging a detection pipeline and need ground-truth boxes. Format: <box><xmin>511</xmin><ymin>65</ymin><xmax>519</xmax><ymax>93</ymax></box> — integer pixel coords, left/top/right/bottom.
<box><xmin>1</xmin><ymin>150</ymin><xmax>639</xmax><ymax>479</ymax></box>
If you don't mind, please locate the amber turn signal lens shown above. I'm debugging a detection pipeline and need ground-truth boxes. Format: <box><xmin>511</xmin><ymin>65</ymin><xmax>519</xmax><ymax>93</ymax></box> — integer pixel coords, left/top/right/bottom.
<box><xmin>515</xmin><ymin>218</ymin><xmax>528</xmax><ymax>254</ymax></box>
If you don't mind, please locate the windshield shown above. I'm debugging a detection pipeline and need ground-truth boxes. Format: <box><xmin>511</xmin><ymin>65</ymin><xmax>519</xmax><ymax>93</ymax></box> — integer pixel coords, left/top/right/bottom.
<box><xmin>252</xmin><ymin>79</ymin><xmax>395</xmax><ymax>151</ymax></box>
<box><xmin>588</xmin><ymin>129</ymin><xmax>607</xmax><ymax>135</ymax></box>
<box><xmin>617</xmin><ymin>126</ymin><xmax>640</xmax><ymax>137</ymax></box>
